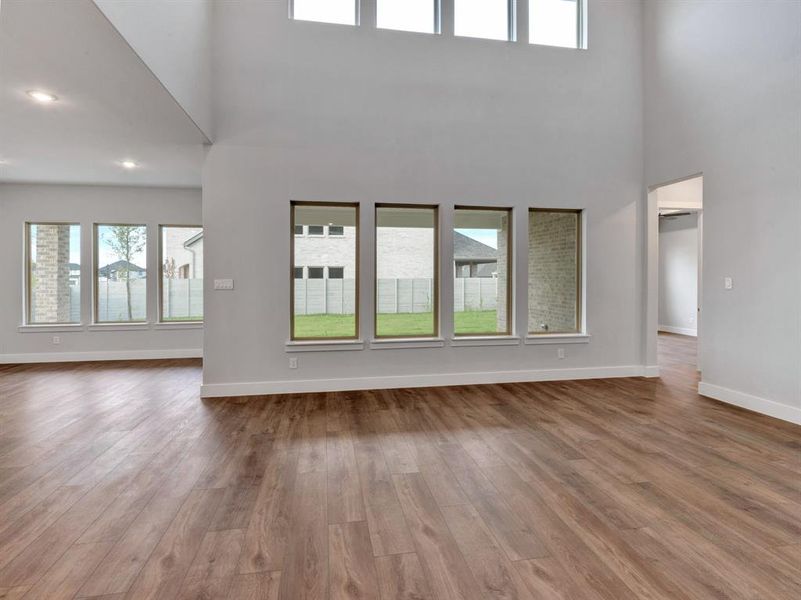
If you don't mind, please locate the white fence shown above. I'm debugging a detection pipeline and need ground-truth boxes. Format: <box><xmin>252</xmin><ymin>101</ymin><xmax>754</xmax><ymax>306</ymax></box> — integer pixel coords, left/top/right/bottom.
<box><xmin>294</xmin><ymin>277</ymin><xmax>496</xmax><ymax>315</ymax></box>
<box><xmin>163</xmin><ymin>278</ymin><xmax>204</xmax><ymax>320</ymax></box>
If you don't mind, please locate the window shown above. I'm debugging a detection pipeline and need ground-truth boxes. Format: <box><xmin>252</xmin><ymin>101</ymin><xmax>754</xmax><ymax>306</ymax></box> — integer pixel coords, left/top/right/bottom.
<box><xmin>453</xmin><ymin>207</ymin><xmax>511</xmax><ymax>336</ymax></box>
<box><xmin>291</xmin><ymin>0</ymin><xmax>357</xmax><ymax>26</ymax></box>
<box><xmin>95</xmin><ymin>224</ymin><xmax>147</xmax><ymax>323</ymax></box>
<box><xmin>377</xmin><ymin>0</ymin><xmax>438</xmax><ymax>34</ymax></box>
<box><xmin>530</xmin><ymin>0</ymin><xmax>583</xmax><ymax>49</ymax></box>
<box><xmin>455</xmin><ymin>0</ymin><xmax>512</xmax><ymax>41</ymax></box>
<box><xmin>294</xmin><ymin>225</ymin><xmax>304</xmax><ymax>235</ymax></box>
<box><xmin>528</xmin><ymin>209</ymin><xmax>581</xmax><ymax>334</ymax></box>
<box><xmin>291</xmin><ymin>202</ymin><xmax>359</xmax><ymax>340</ymax></box>
<box><xmin>294</xmin><ymin>267</ymin><xmax>304</xmax><ymax>279</ymax></box>
<box><xmin>160</xmin><ymin>226</ymin><xmax>203</xmax><ymax>322</ymax></box>
<box><xmin>328</xmin><ymin>225</ymin><xmax>344</xmax><ymax>236</ymax></box>
<box><xmin>308</xmin><ymin>225</ymin><xmax>325</xmax><ymax>236</ymax></box>
<box><xmin>25</xmin><ymin>223</ymin><xmax>81</xmax><ymax>324</ymax></box>
<box><xmin>375</xmin><ymin>204</ymin><xmax>438</xmax><ymax>338</ymax></box>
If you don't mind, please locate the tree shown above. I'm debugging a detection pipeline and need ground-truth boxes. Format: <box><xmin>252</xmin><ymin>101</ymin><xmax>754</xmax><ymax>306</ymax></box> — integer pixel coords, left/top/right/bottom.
<box><xmin>104</xmin><ymin>225</ymin><xmax>146</xmax><ymax>320</ymax></box>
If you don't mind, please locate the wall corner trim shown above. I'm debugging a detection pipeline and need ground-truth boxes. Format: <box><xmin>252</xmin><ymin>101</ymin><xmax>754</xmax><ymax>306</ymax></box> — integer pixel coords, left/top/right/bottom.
<box><xmin>0</xmin><ymin>348</ymin><xmax>202</xmax><ymax>364</ymax></box>
<box><xmin>200</xmin><ymin>364</ymin><xmax>655</xmax><ymax>398</ymax></box>
<box><xmin>698</xmin><ymin>381</ymin><xmax>801</xmax><ymax>425</ymax></box>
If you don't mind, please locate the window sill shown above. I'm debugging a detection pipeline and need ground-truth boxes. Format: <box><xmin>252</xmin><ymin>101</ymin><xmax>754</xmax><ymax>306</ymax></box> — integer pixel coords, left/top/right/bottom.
<box><xmin>285</xmin><ymin>340</ymin><xmax>364</xmax><ymax>352</ymax></box>
<box><xmin>88</xmin><ymin>323</ymin><xmax>150</xmax><ymax>331</ymax></box>
<box><xmin>154</xmin><ymin>322</ymin><xmax>204</xmax><ymax>330</ymax></box>
<box><xmin>18</xmin><ymin>324</ymin><xmax>84</xmax><ymax>333</ymax></box>
<box><xmin>370</xmin><ymin>338</ymin><xmax>446</xmax><ymax>350</ymax></box>
<box><xmin>450</xmin><ymin>336</ymin><xmax>521</xmax><ymax>347</ymax></box>
<box><xmin>524</xmin><ymin>333</ymin><xmax>591</xmax><ymax>345</ymax></box>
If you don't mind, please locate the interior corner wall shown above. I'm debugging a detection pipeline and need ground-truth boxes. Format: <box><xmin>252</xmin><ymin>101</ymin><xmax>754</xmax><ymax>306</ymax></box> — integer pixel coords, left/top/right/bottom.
<box><xmin>201</xmin><ymin>0</ymin><xmax>646</xmax><ymax>393</ymax></box>
<box><xmin>644</xmin><ymin>0</ymin><xmax>801</xmax><ymax>420</ymax></box>
<box><xmin>658</xmin><ymin>214</ymin><xmax>698</xmax><ymax>336</ymax></box>
<box><xmin>0</xmin><ymin>183</ymin><xmax>203</xmax><ymax>362</ymax></box>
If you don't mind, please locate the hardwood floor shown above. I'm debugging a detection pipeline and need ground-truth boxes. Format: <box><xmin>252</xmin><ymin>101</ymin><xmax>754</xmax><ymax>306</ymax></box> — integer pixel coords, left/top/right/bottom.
<box><xmin>0</xmin><ymin>337</ymin><xmax>798</xmax><ymax>599</ymax></box>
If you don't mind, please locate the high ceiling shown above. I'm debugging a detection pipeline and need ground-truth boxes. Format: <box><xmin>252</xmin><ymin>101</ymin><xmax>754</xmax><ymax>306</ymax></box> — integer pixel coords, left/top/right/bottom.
<box><xmin>0</xmin><ymin>0</ymin><xmax>207</xmax><ymax>188</ymax></box>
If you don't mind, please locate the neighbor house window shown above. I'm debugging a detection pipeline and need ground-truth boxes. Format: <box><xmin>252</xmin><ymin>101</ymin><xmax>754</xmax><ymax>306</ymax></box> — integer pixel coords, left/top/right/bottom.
<box><xmin>95</xmin><ymin>224</ymin><xmax>147</xmax><ymax>323</ymax></box>
<box><xmin>294</xmin><ymin>225</ymin><xmax>304</xmax><ymax>235</ymax></box>
<box><xmin>328</xmin><ymin>225</ymin><xmax>344</xmax><ymax>236</ymax></box>
<box><xmin>530</xmin><ymin>0</ymin><xmax>583</xmax><ymax>49</ymax></box>
<box><xmin>160</xmin><ymin>226</ymin><xmax>203</xmax><ymax>322</ymax></box>
<box><xmin>291</xmin><ymin>0</ymin><xmax>358</xmax><ymax>26</ymax></box>
<box><xmin>377</xmin><ymin>0</ymin><xmax>438</xmax><ymax>34</ymax></box>
<box><xmin>455</xmin><ymin>0</ymin><xmax>513</xmax><ymax>41</ymax></box>
<box><xmin>375</xmin><ymin>204</ymin><xmax>438</xmax><ymax>338</ymax></box>
<box><xmin>25</xmin><ymin>223</ymin><xmax>81</xmax><ymax>324</ymax></box>
<box><xmin>308</xmin><ymin>225</ymin><xmax>324</xmax><ymax>236</ymax></box>
<box><xmin>528</xmin><ymin>209</ymin><xmax>581</xmax><ymax>334</ymax></box>
<box><xmin>291</xmin><ymin>202</ymin><xmax>359</xmax><ymax>340</ymax></box>
<box><xmin>453</xmin><ymin>207</ymin><xmax>512</xmax><ymax>336</ymax></box>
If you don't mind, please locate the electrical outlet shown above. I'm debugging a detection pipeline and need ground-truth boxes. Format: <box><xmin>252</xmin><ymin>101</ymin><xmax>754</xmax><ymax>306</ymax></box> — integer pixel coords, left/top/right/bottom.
<box><xmin>724</xmin><ymin>276</ymin><xmax>733</xmax><ymax>290</ymax></box>
<box><xmin>557</xmin><ymin>348</ymin><xmax>565</xmax><ymax>360</ymax></box>
<box><xmin>288</xmin><ymin>357</ymin><xmax>298</xmax><ymax>369</ymax></box>
<box><xmin>52</xmin><ymin>336</ymin><xmax>61</xmax><ymax>345</ymax></box>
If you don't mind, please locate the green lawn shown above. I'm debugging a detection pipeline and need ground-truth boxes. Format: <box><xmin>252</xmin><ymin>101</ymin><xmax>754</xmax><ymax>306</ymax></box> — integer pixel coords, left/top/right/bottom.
<box><xmin>293</xmin><ymin>310</ymin><xmax>499</xmax><ymax>338</ymax></box>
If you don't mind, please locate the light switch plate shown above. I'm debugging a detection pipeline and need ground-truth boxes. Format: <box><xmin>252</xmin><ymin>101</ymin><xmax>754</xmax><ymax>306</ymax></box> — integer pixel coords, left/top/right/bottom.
<box><xmin>724</xmin><ymin>276</ymin><xmax>733</xmax><ymax>290</ymax></box>
<box><xmin>214</xmin><ymin>279</ymin><xmax>234</xmax><ymax>290</ymax></box>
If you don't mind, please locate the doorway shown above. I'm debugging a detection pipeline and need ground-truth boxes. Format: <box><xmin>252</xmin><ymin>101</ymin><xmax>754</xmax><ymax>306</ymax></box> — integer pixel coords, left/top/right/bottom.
<box><xmin>645</xmin><ymin>174</ymin><xmax>703</xmax><ymax>376</ymax></box>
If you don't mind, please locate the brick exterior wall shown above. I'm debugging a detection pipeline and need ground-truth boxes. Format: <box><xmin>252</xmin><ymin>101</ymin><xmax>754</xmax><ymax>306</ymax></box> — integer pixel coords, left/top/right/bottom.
<box><xmin>33</xmin><ymin>224</ymin><xmax>72</xmax><ymax>323</ymax></box>
<box><xmin>528</xmin><ymin>211</ymin><xmax>579</xmax><ymax>333</ymax></box>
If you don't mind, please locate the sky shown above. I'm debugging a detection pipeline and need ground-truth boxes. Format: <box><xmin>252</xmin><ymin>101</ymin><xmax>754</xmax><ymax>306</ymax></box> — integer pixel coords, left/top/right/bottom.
<box><xmin>457</xmin><ymin>228</ymin><xmax>497</xmax><ymax>249</ymax></box>
<box><xmin>294</xmin><ymin>0</ymin><xmax>578</xmax><ymax>48</ymax></box>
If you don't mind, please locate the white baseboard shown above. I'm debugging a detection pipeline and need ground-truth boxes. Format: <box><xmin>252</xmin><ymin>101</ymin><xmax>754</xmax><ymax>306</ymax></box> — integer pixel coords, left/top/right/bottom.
<box><xmin>642</xmin><ymin>365</ymin><xmax>660</xmax><ymax>378</ymax></box>
<box><xmin>698</xmin><ymin>381</ymin><xmax>801</xmax><ymax>425</ymax></box>
<box><xmin>658</xmin><ymin>325</ymin><xmax>697</xmax><ymax>337</ymax></box>
<box><xmin>0</xmin><ymin>348</ymin><xmax>202</xmax><ymax>364</ymax></box>
<box><xmin>201</xmin><ymin>365</ymin><xmax>653</xmax><ymax>398</ymax></box>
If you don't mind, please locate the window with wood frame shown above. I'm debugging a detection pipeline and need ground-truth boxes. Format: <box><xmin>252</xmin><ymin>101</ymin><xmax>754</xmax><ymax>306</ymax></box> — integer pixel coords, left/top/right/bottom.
<box><xmin>375</xmin><ymin>204</ymin><xmax>439</xmax><ymax>338</ymax></box>
<box><xmin>453</xmin><ymin>207</ymin><xmax>512</xmax><ymax>336</ymax></box>
<box><xmin>528</xmin><ymin>208</ymin><xmax>582</xmax><ymax>334</ymax></box>
<box><xmin>291</xmin><ymin>202</ymin><xmax>359</xmax><ymax>340</ymax></box>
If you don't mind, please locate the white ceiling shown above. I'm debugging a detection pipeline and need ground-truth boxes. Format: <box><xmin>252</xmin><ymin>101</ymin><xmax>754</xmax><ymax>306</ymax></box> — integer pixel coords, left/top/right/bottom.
<box><xmin>0</xmin><ymin>0</ymin><xmax>207</xmax><ymax>188</ymax></box>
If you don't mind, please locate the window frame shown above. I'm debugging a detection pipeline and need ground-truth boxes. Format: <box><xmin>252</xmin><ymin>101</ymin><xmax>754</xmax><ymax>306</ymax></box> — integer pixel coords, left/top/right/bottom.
<box><xmin>527</xmin><ymin>207</ymin><xmax>583</xmax><ymax>335</ymax></box>
<box><xmin>289</xmin><ymin>0</ymin><xmax>360</xmax><ymax>26</ymax></box>
<box><xmin>158</xmin><ymin>224</ymin><xmax>203</xmax><ymax>324</ymax></box>
<box><xmin>93</xmin><ymin>223</ymin><xmax>149</xmax><ymax>324</ymax></box>
<box><xmin>374</xmin><ymin>203</ymin><xmax>440</xmax><ymax>340</ymax></box>
<box><xmin>24</xmin><ymin>221</ymin><xmax>81</xmax><ymax>326</ymax></box>
<box><xmin>453</xmin><ymin>205</ymin><xmax>513</xmax><ymax>337</ymax></box>
<box><xmin>290</xmin><ymin>200</ymin><xmax>360</xmax><ymax>341</ymax></box>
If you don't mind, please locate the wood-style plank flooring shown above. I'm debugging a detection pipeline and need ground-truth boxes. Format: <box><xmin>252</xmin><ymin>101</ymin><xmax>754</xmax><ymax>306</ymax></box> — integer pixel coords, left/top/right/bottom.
<box><xmin>0</xmin><ymin>334</ymin><xmax>799</xmax><ymax>599</ymax></box>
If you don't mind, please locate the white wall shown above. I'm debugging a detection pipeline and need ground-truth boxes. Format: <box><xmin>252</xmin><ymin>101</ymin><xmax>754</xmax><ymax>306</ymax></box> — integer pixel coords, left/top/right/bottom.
<box><xmin>0</xmin><ymin>183</ymin><xmax>203</xmax><ymax>362</ymax></box>
<box><xmin>201</xmin><ymin>1</ymin><xmax>647</xmax><ymax>394</ymax></box>
<box><xmin>644</xmin><ymin>0</ymin><xmax>801</xmax><ymax>422</ymax></box>
<box><xmin>659</xmin><ymin>213</ymin><xmax>697</xmax><ymax>336</ymax></box>
<box><xmin>93</xmin><ymin>0</ymin><xmax>213</xmax><ymax>140</ymax></box>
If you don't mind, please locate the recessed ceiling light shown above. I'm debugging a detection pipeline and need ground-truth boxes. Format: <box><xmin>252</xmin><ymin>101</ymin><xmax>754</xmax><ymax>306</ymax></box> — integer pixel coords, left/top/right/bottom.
<box><xmin>120</xmin><ymin>160</ymin><xmax>138</xmax><ymax>170</ymax></box>
<box><xmin>27</xmin><ymin>90</ymin><xmax>58</xmax><ymax>103</ymax></box>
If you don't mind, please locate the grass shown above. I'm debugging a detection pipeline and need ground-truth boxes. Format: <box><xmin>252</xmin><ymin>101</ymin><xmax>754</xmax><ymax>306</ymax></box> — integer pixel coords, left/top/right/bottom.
<box><xmin>162</xmin><ymin>315</ymin><xmax>203</xmax><ymax>322</ymax></box>
<box><xmin>293</xmin><ymin>310</ymin><xmax>499</xmax><ymax>338</ymax></box>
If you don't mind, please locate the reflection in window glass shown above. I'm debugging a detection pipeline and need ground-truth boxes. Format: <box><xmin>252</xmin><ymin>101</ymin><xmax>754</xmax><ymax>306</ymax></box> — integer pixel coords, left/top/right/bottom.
<box><xmin>161</xmin><ymin>226</ymin><xmax>203</xmax><ymax>322</ymax></box>
<box><xmin>377</xmin><ymin>0</ymin><xmax>437</xmax><ymax>34</ymax></box>
<box><xmin>528</xmin><ymin>209</ymin><xmax>581</xmax><ymax>334</ymax></box>
<box><xmin>530</xmin><ymin>0</ymin><xmax>580</xmax><ymax>49</ymax></box>
<box><xmin>375</xmin><ymin>205</ymin><xmax>438</xmax><ymax>338</ymax></box>
<box><xmin>27</xmin><ymin>223</ymin><xmax>81</xmax><ymax>324</ymax></box>
<box><xmin>96</xmin><ymin>224</ymin><xmax>147</xmax><ymax>323</ymax></box>
<box><xmin>453</xmin><ymin>208</ymin><xmax>511</xmax><ymax>335</ymax></box>
<box><xmin>292</xmin><ymin>203</ymin><xmax>358</xmax><ymax>339</ymax></box>
<box><xmin>455</xmin><ymin>0</ymin><xmax>510</xmax><ymax>41</ymax></box>
<box><xmin>293</xmin><ymin>0</ymin><xmax>357</xmax><ymax>26</ymax></box>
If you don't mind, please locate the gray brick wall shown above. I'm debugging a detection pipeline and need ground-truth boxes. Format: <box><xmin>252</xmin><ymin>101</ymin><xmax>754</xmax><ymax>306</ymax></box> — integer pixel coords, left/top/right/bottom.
<box><xmin>495</xmin><ymin>212</ymin><xmax>510</xmax><ymax>331</ymax></box>
<box><xmin>528</xmin><ymin>211</ymin><xmax>579</xmax><ymax>333</ymax></box>
<box><xmin>32</xmin><ymin>224</ymin><xmax>73</xmax><ymax>323</ymax></box>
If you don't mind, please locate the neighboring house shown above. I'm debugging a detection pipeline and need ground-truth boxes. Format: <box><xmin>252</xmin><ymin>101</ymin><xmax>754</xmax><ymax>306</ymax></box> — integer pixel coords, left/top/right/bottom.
<box><xmin>292</xmin><ymin>225</ymin><xmax>497</xmax><ymax>279</ymax></box>
<box><xmin>163</xmin><ymin>227</ymin><xmax>203</xmax><ymax>279</ymax></box>
<box><xmin>68</xmin><ymin>262</ymin><xmax>80</xmax><ymax>285</ymax></box>
<box><xmin>97</xmin><ymin>260</ymin><xmax>146</xmax><ymax>280</ymax></box>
